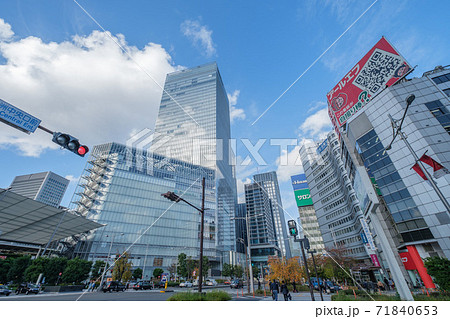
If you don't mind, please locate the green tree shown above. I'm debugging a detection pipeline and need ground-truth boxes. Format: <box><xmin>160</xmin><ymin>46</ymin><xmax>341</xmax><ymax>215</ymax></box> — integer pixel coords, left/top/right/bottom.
<box><xmin>234</xmin><ymin>265</ymin><xmax>244</xmax><ymax>278</ymax></box>
<box><xmin>177</xmin><ymin>253</ymin><xmax>188</xmax><ymax>278</ymax></box>
<box><xmin>7</xmin><ymin>255</ymin><xmax>31</xmax><ymax>283</ymax></box>
<box><xmin>153</xmin><ymin>268</ymin><xmax>164</xmax><ymax>278</ymax></box>
<box><xmin>132</xmin><ymin>268</ymin><xmax>143</xmax><ymax>280</ymax></box>
<box><xmin>112</xmin><ymin>252</ymin><xmax>132</xmax><ymax>282</ymax></box>
<box><xmin>45</xmin><ymin>257</ymin><xmax>68</xmax><ymax>285</ymax></box>
<box><xmin>424</xmin><ymin>256</ymin><xmax>450</xmax><ymax>291</ymax></box>
<box><xmin>186</xmin><ymin>257</ymin><xmax>197</xmax><ymax>279</ymax></box>
<box><xmin>252</xmin><ymin>265</ymin><xmax>260</xmax><ymax>278</ymax></box>
<box><xmin>24</xmin><ymin>257</ymin><xmax>49</xmax><ymax>283</ymax></box>
<box><xmin>61</xmin><ymin>258</ymin><xmax>92</xmax><ymax>284</ymax></box>
<box><xmin>168</xmin><ymin>263</ymin><xmax>177</xmax><ymax>280</ymax></box>
<box><xmin>222</xmin><ymin>263</ymin><xmax>234</xmax><ymax>278</ymax></box>
<box><xmin>91</xmin><ymin>260</ymin><xmax>107</xmax><ymax>281</ymax></box>
<box><xmin>0</xmin><ymin>258</ymin><xmax>13</xmax><ymax>283</ymax></box>
<box><xmin>200</xmin><ymin>256</ymin><xmax>210</xmax><ymax>278</ymax></box>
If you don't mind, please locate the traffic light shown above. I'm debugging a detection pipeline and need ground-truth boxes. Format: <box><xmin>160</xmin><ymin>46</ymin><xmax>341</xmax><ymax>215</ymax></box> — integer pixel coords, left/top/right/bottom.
<box><xmin>288</xmin><ymin>220</ymin><xmax>298</xmax><ymax>237</ymax></box>
<box><xmin>52</xmin><ymin>132</ymin><xmax>89</xmax><ymax>157</ymax></box>
<box><xmin>304</xmin><ymin>236</ymin><xmax>310</xmax><ymax>250</ymax></box>
<box><xmin>161</xmin><ymin>191</ymin><xmax>181</xmax><ymax>202</ymax></box>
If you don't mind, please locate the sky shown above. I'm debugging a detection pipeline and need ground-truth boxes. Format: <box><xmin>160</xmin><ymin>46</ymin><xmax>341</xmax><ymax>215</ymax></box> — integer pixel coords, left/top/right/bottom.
<box><xmin>1</xmin><ymin>0</ymin><xmax>450</xmax><ymax>225</ymax></box>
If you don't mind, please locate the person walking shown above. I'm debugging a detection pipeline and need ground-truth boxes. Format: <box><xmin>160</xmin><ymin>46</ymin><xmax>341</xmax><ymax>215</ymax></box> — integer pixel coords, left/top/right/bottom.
<box><xmin>281</xmin><ymin>281</ymin><xmax>290</xmax><ymax>301</ymax></box>
<box><xmin>271</xmin><ymin>280</ymin><xmax>279</xmax><ymax>301</ymax></box>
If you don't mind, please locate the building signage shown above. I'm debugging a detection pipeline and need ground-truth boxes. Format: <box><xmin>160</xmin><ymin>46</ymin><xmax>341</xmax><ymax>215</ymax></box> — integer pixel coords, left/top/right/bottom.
<box><xmin>370</xmin><ymin>254</ymin><xmax>381</xmax><ymax>268</ymax></box>
<box><xmin>316</xmin><ymin>139</ymin><xmax>328</xmax><ymax>154</ymax></box>
<box><xmin>294</xmin><ymin>188</ymin><xmax>313</xmax><ymax>207</ymax></box>
<box><xmin>291</xmin><ymin>174</ymin><xmax>309</xmax><ymax>191</ymax></box>
<box><xmin>326</xmin><ymin>37</ymin><xmax>411</xmax><ymax>127</ymax></box>
<box><xmin>399</xmin><ymin>252</ymin><xmax>416</xmax><ymax>270</ymax></box>
<box><xmin>0</xmin><ymin>99</ymin><xmax>41</xmax><ymax>134</ymax></box>
<box><xmin>359</xmin><ymin>218</ymin><xmax>377</xmax><ymax>251</ymax></box>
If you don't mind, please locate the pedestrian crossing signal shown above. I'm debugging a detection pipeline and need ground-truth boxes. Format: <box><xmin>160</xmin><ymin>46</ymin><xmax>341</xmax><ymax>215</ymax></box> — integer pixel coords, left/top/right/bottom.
<box><xmin>288</xmin><ymin>220</ymin><xmax>298</xmax><ymax>237</ymax></box>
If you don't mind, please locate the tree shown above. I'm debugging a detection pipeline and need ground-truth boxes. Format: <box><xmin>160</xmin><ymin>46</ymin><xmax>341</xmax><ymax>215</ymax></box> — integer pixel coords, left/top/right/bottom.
<box><xmin>24</xmin><ymin>257</ymin><xmax>49</xmax><ymax>283</ymax></box>
<box><xmin>7</xmin><ymin>255</ymin><xmax>31</xmax><ymax>283</ymax></box>
<box><xmin>177</xmin><ymin>253</ymin><xmax>188</xmax><ymax>278</ymax></box>
<box><xmin>132</xmin><ymin>268</ymin><xmax>143</xmax><ymax>280</ymax></box>
<box><xmin>186</xmin><ymin>257</ymin><xmax>197</xmax><ymax>279</ymax></box>
<box><xmin>234</xmin><ymin>265</ymin><xmax>244</xmax><ymax>278</ymax></box>
<box><xmin>62</xmin><ymin>258</ymin><xmax>92</xmax><ymax>284</ymax></box>
<box><xmin>167</xmin><ymin>263</ymin><xmax>177</xmax><ymax>280</ymax></box>
<box><xmin>268</xmin><ymin>256</ymin><xmax>304</xmax><ymax>283</ymax></box>
<box><xmin>91</xmin><ymin>260</ymin><xmax>107</xmax><ymax>281</ymax></box>
<box><xmin>153</xmin><ymin>268</ymin><xmax>164</xmax><ymax>279</ymax></box>
<box><xmin>200</xmin><ymin>256</ymin><xmax>210</xmax><ymax>278</ymax></box>
<box><xmin>252</xmin><ymin>265</ymin><xmax>260</xmax><ymax>278</ymax></box>
<box><xmin>112</xmin><ymin>252</ymin><xmax>132</xmax><ymax>282</ymax></box>
<box><xmin>45</xmin><ymin>257</ymin><xmax>68</xmax><ymax>285</ymax></box>
<box><xmin>222</xmin><ymin>263</ymin><xmax>234</xmax><ymax>278</ymax></box>
<box><xmin>424</xmin><ymin>256</ymin><xmax>450</xmax><ymax>291</ymax></box>
<box><xmin>0</xmin><ymin>258</ymin><xmax>12</xmax><ymax>283</ymax></box>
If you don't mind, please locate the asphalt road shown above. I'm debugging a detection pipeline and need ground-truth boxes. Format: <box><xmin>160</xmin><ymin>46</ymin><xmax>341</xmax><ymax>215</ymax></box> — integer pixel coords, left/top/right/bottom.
<box><xmin>0</xmin><ymin>286</ymin><xmax>332</xmax><ymax>301</ymax></box>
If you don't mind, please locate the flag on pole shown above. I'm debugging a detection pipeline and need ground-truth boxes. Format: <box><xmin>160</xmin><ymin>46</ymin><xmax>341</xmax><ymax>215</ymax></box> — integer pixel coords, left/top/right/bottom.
<box><xmin>420</xmin><ymin>154</ymin><xmax>450</xmax><ymax>179</ymax></box>
<box><xmin>412</xmin><ymin>163</ymin><xmax>427</xmax><ymax>180</ymax></box>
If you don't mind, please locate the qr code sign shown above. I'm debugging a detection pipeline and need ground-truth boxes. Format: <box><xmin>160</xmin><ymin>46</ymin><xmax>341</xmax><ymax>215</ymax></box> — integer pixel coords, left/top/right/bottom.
<box><xmin>353</xmin><ymin>48</ymin><xmax>404</xmax><ymax>96</ymax></box>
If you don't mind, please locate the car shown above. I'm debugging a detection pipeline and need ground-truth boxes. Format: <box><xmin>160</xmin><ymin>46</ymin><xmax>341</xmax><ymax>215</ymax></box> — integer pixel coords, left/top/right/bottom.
<box><xmin>133</xmin><ymin>281</ymin><xmax>153</xmax><ymax>290</ymax></box>
<box><xmin>310</xmin><ymin>277</ymin><xmax>324</xmax><ymax>290</ymax></box>
<box><xmin>230</xmin><ymin>279</ymin><xmax>243</xmax><ymax>289</ymax></box>
<box><xmin>101</xmin><ymin>281</ymin><xmax>126</xmax><ymax>293</ymax></box>
<box><xmin>224</xmin><ymin>280</ymin><xmax>231</xmax><ymax>285</ymax></box>
<box><xmin>324</xmin><ymin>281</ymin><xmax>341</xmax><ymax>293</ymax></box>
<box><xmin>205</xmin><ymin>279</ymin><xmax>217</xmax><ymax>286</ymax></box>
<box><xmin>0</xmin><ymin>285</ymin><xmax>12</xmax><ymax>296</ymax></box>
<box><xmin>179</xmin><ymin>281</ymin><xmax>193</xmax><ymax>288</ymax></box>
<box><xmin>156</xmin><ymin>281</ymin><xmax>167</xmax><ymax>288</ymax></box>
<box><xmin>15</xmin><ymin>283</ymin><xmax>40</xmax><ymax>295</ymax></box>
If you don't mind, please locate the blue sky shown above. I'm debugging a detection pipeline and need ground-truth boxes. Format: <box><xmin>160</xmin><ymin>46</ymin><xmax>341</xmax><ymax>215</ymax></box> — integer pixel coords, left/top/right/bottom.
<box><xmin>1</xmin><ymin>0</ymin><xmax>449</xmax><ymax>222</ymax></box>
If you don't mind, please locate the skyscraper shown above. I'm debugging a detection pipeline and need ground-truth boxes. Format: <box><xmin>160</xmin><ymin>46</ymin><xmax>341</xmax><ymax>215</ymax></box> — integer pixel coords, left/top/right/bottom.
<box><xmin>9</xmin><ymin>171</ymin><xmax>69</xmax><ymax>207</ymax></box>
<box><xmin>253</xmin><ymin>171</ymin><xmax>291</xmax><ymax>258</ymax></box>
<box><xmin>150</xmin><ymin>62</ymin><xmax>237</xmax><ymax>255</ymax></box>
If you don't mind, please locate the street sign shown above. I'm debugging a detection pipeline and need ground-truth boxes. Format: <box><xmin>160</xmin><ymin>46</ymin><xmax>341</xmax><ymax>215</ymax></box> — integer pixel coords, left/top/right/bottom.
<box><xmin>0</xmin><ymin>99</ymin><xmax>41</xmax><ymax>134</ymax></box>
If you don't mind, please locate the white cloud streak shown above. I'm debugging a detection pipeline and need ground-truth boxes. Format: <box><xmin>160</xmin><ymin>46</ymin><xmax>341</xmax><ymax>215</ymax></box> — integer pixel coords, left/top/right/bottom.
<box><xmin>228</xmin><ymin>90</ymin><xmax>246</xmax><ymax>123</ymax></box>
<box><xmin>181</xmin><ymin>20</ymin><xmax>216</xmax><ymax>57</ymax></box>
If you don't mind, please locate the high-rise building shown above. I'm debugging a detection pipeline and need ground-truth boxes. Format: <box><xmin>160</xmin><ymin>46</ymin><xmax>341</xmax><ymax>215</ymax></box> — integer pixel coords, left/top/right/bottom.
<box><xmin>235</xmin><ymin>203</ymin><xmax>247</xmax><ymax>254</ymax></box>
<box><xmin>244</xmin><ymin>182</ymin><xmax>280</xmax><ymax>267</ymax></box>
<box><xmin>9</xmin><ymin>171</ymin><xmax>69</xmax><ymax>207</ymax></box>
<box><xmin>71</xmin><ymin>143</ymin><xmax>218</xmax><ymax>279</ymax></box>
<box><xmin>150</xmin><ymin>62</ymin><xmax>237</xmax><ymax>254</ymax></box>
<box><xmin>290</xmin><ymin>174</ymin><xmax>325</xmax><ymax>255</ymax></box>
<box><xmin>253</xmin><ymin>171</ymin><xmax>291</xmax><ymax>258</ymax></box>
<box><xmin>340</xmin><ymin>65</ymin><xmax>450</xmax><ymax>289</ymax></box>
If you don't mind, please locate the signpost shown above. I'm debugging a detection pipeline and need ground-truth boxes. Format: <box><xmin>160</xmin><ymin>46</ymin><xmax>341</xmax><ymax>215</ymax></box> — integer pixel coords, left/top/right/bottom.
<box><xmin>0</xmin><ymin>99</ymin><xmax>41</xmax><ymax>134</ymax></box>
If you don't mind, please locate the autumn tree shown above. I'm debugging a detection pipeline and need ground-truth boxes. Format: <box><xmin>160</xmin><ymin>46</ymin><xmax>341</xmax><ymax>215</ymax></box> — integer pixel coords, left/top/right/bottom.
<box><xmin>268</xmin><ymin>256</ymin><xmax>304</xmax><ymax>283</ymax></box>
<box><xmin>112</xmin><ymin>252</ymin><xmax>132</xmax><ymax>282</ymax></box>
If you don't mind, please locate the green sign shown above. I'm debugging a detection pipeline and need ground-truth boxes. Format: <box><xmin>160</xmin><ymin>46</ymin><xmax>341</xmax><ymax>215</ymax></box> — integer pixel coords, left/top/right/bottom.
<box><xmin>294</xmin><ymin>188</ymin><xmax>313</xmax><ymax>207</ymax></box>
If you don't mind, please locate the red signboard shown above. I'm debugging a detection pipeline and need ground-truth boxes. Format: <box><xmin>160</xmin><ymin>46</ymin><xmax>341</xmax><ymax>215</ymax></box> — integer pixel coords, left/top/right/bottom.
<box><xmin>399</xmin><ymin>252</ymin><xmax>416</xmax><ymax>270</ymax></box>
<box><xmin>327</xmin><ymin>37</ymin><xmax>411</xmax><ymax>127</ymax></box>
<box><xmin>370</xmin><ymin>254</ymin><xmax>381</xmax><ymax>268</ymax></box>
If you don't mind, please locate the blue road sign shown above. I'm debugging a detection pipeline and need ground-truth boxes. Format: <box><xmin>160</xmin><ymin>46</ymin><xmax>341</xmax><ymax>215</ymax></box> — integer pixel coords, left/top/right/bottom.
<box><xmin>0</xmin><ymin>99</ymin><xmax>41</xmax><ymax>134</ymax></box>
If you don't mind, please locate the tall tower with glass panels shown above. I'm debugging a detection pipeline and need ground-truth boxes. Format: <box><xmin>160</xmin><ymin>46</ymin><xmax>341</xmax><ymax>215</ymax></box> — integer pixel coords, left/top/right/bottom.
<box><xmin>253</xmin><ymin>171</ymin><xmax>291</xmax><ymax>258</ymax></box>
<box><xmin>150</xmin><ymin>62</ymin><xmax>237</xmax><ymax>256</ymax></box>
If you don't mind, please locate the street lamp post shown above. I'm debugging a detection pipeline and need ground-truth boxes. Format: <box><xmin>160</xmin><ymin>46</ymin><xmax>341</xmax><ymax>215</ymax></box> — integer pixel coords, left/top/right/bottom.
<box><xmin>385</xmin><ymin>94</ymin><xmax>450</xmax><ymax>214</ymax></box>
<box><xmin>308</xmin><ymin>249</ymin><xmax>323</xmax><ymax>301</ymax></box>
<box><xmin>99</xmin><ymin>232</ymin><xmax>124</xmax><ymax>289</ymax></box>
<box><xmin>162</xmin><ymin>177</ymin><xmax>206</xmax><ymax>293</ymax></box>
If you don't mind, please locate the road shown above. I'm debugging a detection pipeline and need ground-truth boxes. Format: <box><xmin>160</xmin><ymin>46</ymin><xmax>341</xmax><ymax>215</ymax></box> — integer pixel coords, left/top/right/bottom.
<box><xmin>0</xmin><ymin>286</ymin><xmax>332</xmax><ymax>301</ymax></box>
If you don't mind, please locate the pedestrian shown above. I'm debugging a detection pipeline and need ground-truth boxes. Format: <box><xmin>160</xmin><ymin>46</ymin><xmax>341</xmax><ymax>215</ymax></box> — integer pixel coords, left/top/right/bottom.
<box><xmin>281</xmin><ymin>281</ymin><xmax>290</xmax><ymax>301</ymax></box>
<box><xmin>383</xmin><ymin>277</ymin><xmax>390</xmax><ymax>291</ymax></box>
<box><xmin>292</xmin><ymin>280</ymin><xmax>297</xmax><ymax>293</ymax></box>
<box><xmin>377</xmin><ymin>280</ymin><xmax>384</xmax><ymax>291</ymax></box>
<box><xmin>271</xmin><ymin>280</ymin><xmax>279</xmax><ymax>301</ymax></box>
<box><xmin>269</xmin><ymin>280</ymin><xmax>273</xmax><ymax>299</ymax></box>
<box><xmin>388</xmin><ymin>278</ymin><xmax>394</xmax><ymax>290</ymax></box>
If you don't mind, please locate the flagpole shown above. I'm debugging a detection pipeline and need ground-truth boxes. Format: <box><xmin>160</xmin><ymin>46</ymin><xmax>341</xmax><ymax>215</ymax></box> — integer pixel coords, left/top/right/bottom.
<box><xmin>387</xmin><ymin>113</ymin><xmax>450</xmax><ymax>215</ymax></box>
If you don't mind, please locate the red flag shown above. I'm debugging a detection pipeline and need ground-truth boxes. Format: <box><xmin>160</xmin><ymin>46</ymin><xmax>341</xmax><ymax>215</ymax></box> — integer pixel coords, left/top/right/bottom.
<box><xmin>412</xmin><ymin>163</ymin><xmax>427</xmax><ymax>180</ymax></box>
<box><xmin>420</xmin><ymin>154</ymin><xmax>450</xmax><ymax>179</ymax></box>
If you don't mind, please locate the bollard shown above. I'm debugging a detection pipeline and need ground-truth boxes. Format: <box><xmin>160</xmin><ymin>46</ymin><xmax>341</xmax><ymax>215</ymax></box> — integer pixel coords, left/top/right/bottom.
<box><xmin>353</xmin><ymin>289</ymin><xmax>357</xmax><ymax>299</ymax></box>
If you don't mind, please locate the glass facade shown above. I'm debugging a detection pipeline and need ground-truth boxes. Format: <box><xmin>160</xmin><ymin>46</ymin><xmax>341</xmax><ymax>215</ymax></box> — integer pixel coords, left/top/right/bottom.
<box><xmin>71</xmin><ymin>143</ymin><xmax>218</xmax><ymax>279</ymax></box>
<box><xmin>253</xmin><ymin>172</ymin><xmax>291</xmax><ymax>258</ymax></box>
<box><xmin>150</xmin><ymin>63</ymin><xmax>236</xmax><ymax>255</ymax></box>
<box><xmin>355</xmin><ymin>130</ymin><xmax>434</xmax><ymax>243</ymax></box>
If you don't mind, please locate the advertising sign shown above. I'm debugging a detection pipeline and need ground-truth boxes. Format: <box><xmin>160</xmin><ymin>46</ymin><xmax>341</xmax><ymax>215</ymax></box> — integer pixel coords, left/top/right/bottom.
<box><xmin>399</xmin><ymin>252</ymin><xmax>416</xmax><ymax>270</ymax></box>
<box><xmin>291</xmin><ymin>174</ymin><xmax>309</xmax><ymax>191</ymax></box>
<box><xmin>359</xmin><ymin>218</ymin><xmax>377</xmax><ymax>251</ymax></box>
<box><xmin>327</xmin><ymin>37</ymin><xmax>411</xmax><ymax>127</ymax></box>
<box><xmin>294</xmin><ymin>188</ymin><xmax>313</xmax><ymax>207</ymax></box>
<box><xmin>316</xmin><ymin>139</ymin><xmax>328</xmax><ymax>155</ymax></box>
<box><xmin>0</xmin><ymin>99</ymin><xmax>41</xmax><ymax>134</ymax></box>
<box><xmin>370</xmin><ymin>254</ymin><xmax>381</xmax><ymax>268</ymax></box>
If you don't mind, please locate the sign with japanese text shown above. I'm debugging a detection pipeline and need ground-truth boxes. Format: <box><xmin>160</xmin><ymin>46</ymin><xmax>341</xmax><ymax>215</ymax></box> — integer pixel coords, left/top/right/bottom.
<box><xmin>0</xmin><ymin>99</ymin><xmax>41</xmax><ymax>134</ymax></box>
<box><xmin>327</xmin><ymin>37</ymin><xmax>411</xmax><ymax>127</ymax></box>
<box><xmin>291</xmin><ymin>174</ymin><xmax>309</xmax><ymax>191</ymax></box>
<box><xmin>294</xmin><ymin>188</ymin><xmax>313</xmax><ymax>207</ymax></box>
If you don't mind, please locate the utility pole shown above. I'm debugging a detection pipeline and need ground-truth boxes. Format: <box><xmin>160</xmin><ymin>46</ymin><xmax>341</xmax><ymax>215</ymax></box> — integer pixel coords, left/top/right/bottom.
<box><xmin>309</xmin><ymin>249</ymin><xmax>323</xmax><ymax>301</ymax></box>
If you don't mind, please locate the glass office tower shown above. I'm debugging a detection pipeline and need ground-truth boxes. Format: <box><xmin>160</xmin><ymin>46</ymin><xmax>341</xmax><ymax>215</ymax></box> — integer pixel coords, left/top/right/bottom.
<box><xmin>150</xmin><ymin>62</ymin><xmax>237</xmax><ymax>256</ymax></box>
<box><xmin>71</xmin><ymin>143</ymin><xmax>217</xmax><ymax>279</ymax></box>
<box><xmin>253</xmin><ymin>172</ymin><xmax>291</xmax><ymax>258</ymax></box>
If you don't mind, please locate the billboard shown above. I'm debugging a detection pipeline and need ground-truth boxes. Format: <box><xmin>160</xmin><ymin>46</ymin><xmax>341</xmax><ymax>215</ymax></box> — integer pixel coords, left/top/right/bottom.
<box><xmin>294</xmin><ymin>188</ymin><xmax>313</xmax><ymax>207</ymax></box>
<box><xmin>0</xmin><ymin>99</ymin><xmax>41</xmax><ymax>134</ymax></box>
<box><xmin>291</xmin><ymin>174</ymin><xmax>309</xmax><ymax>191</ymax></box>
<box><xmin>327</xmin><ymin>37</ymin><xmax>411</xmax><ymax>127</ymax></box>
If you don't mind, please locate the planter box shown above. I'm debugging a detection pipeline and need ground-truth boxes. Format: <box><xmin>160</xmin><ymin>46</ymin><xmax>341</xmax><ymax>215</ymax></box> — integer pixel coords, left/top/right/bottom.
<box><xmin>43</xmin><ymin>285</ymin><xmax>85</xmax><ymax>293</ymax></box>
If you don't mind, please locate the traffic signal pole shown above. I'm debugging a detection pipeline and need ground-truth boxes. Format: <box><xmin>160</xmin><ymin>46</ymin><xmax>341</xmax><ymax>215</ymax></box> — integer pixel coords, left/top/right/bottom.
<box><xmin>198</xmin><ymin>177</ymin><xmax>205</xmax><ymax>293</ymax></box>
<box><xmin>297</xmin><ymin>237</ymin><xmax>315</xmax><ymax>301</ymax></box>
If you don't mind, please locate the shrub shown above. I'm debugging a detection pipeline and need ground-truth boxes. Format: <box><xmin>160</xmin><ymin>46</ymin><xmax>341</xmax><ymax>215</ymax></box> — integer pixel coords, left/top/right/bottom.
<box><xmin>331</xmin><ymin>292</ymin><xmax>400</xmax><ymax>301</ymax></box>
<box><xmin>168</xmin><ymin>290</ymin><xmax>231</xmax><ymax>301</ymax></box>
<box><xmin>414</xmin><ymin>293</ymin><xmax>450</xmax><ymax>301</ymax></box>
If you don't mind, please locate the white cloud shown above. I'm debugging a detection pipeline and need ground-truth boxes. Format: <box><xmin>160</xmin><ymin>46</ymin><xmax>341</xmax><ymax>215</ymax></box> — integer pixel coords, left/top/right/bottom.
<box><xmin>227</xmin><ymin>90</ymin><xmax>246</xmax><ymax>123</ymax></box>
<box><xmin>236</xmin><ymin>177</ymin><xmax>251</xmax><ymax>204</ymax></box>
<box><xmin>181</xmin><ymin>20</ymin><xmax>216</xmax><ymax>57</ymax></box>
<box><xmin>275</xmin><ymin>145</ymin><xmax>303</xmax><ymax>182</ymax></box>
<box><xmin>299</xmin><ymin>107</ymin><xmax>332</xmax><ymax>139</ymax></box>
<box><xmin>0</xmin><ymin>23</ymin><xmax>179</xmax><ymax>157</ymax></box>
<box><xmin>0</xmin><ymin>18</ymin><xmax>13</xmax><ymax>41</ymax></box>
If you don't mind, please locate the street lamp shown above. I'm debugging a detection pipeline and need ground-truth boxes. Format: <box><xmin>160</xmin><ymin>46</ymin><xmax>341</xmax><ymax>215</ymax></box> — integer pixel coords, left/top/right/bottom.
<box><xmin>162</xmin><ymin>177</ymin><xmax>206</xmax><ymax>293</ymax></box>
<box><xmin>385</xmin><ymin>94</ymin><xmax>450</xmax><ymax>214</ymax></box>
<box><xmin>99</xmin><ymin>232</ymin><xmax>124</xmax><ymax>288</ymax></box>
<box><xmin>232</xmin><ymin>212</ymin><xmax>264</xmax><ymax>295</ymax></box>
<box><xmin>308</xmin><ymin>249</ymin><xmax>323</xmax><ymax>301</ymax></box>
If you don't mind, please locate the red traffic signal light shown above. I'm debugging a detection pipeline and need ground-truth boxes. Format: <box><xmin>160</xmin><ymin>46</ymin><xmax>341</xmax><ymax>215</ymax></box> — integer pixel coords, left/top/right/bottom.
<box><xmin>52</xmin><ymin>132</ymin><xmax>89</xmax><ymax>157</ymax></box>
